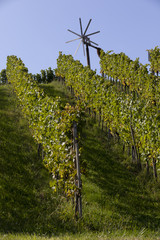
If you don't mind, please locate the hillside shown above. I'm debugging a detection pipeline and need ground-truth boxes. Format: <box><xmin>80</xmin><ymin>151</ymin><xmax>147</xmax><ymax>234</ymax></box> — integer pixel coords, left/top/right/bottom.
<box><xmin>0</xmin><ymin>82</ymin><xmax>160</xmax><ymax>239</ymax></box>
<box><xmin>0</xmin><ymin>84</ymin><xmax>67</xmax><ymax>234</ymax></box>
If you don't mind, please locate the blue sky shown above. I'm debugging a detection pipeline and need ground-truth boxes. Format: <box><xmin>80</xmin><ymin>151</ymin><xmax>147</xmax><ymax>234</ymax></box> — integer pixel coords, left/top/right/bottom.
<box><xmin>0</xmin><ymin>0</ymin><xmax>160</xmax><ymax>74</ymax></box>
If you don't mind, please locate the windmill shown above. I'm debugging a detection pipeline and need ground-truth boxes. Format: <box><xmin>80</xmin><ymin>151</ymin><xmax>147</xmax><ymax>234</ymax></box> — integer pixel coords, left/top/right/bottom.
<box><xmin>66</xmin><ymin>18</ymin><xmax>101</xmax><ymax>69</ymax></box>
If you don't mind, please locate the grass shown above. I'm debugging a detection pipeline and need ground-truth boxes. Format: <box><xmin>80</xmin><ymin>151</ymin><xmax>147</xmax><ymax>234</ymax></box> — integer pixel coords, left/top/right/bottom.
<box><xmin>40</xmin><ymin>81</ymin><xmax>160</xmax><ymax>233</ymax></box>
<box><xmin>41</xmin><ymin>81</ymin><xmax>160</xmax><ymax>226</ymax></box>
<box><xmin>1</xmin><ymin>231</ymin><xmax>160</xmax><ymax>240</ymax></box>
<box><xmin>0</xmin><ymin>81</ymin><xmax>160</xmax><ymax>239</ymax></box>
<box><xmin>82</xmin><ymin>124</ymin><xmax>160</xmax><ymax>228</ymax></box>
<box><xmin>39</xmin><ymin>80</ymin><xmax>75</xmax><ymax>107</ymax></box>
<box><xmin>0</xmin><ymin>85</ymin><xmax>72</xmax><ymax>234</ymax></box>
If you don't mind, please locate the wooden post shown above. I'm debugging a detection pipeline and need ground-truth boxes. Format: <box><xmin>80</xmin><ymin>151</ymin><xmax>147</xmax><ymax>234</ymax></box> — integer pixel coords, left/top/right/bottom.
<box><xmin>153</xmin><ymin>158</ymin><xmax>157</xmax><ymax>180</ymax></box>
<box><xmin>123</xmin><ymin>143</ymin><xmax>125</xmax><ymax>153</ymax></box>
<box><xmin>38</xmin><ymin>143</ymin><xmax>43</xmax><ymax>160</ymax></box>
<box><xmin>99</xmin><ymin>109</ymin><xmax>101</xmax><ymax>127</ymax></box>
<box><xmin>130</xmin><ymin>125</ymin><xmax>142</xmax><ymax>170</ymax></box>
<box><xmin>132</xmin><ymin>145</ymin><xmax>136</xmax><ymax>163</ymax></box>
<box><xmin>73</xmin><ymin>121</ymin><xmax>82</xmax><ymax>218</ymax></box>
<box><xmin>127</xmin><ymin>145</ymin><xmax>131</xmax><ymax>156</ymax></box>
<box><xmin>146</xmin><ymin>159</ymin><xmax>149</xmax><ymax>175</ymax></box>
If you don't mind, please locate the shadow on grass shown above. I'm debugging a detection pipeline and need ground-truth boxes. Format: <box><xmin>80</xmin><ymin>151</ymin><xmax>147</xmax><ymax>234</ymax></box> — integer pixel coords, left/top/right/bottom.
<box><xmin>39</xmin><ymin>81</ymin><xmax>160</xmax><ymax>231</ymax></box>
<box><xmin>1</xmin><ymin>83</ymin><xmax>160</xmax><ymax>235</ymax></box>
<box><xmin>0</xmin><ymin>86</ymin><xmax>75</xmax><ymax>234</ymax></box>
<box><xmin>39</xmin><ymin>81</ymin><xmax>74</xmax><ymax>106</ymax></box>
<box><xmin>81</xmin><ymin>119</ymin><xmax>160</xmax><ymax>231</ymax></box>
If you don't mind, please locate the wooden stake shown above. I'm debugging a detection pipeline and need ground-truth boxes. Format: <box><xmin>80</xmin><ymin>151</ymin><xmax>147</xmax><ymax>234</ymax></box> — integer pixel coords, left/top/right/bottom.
<box><xmin>153</xmin><ymin>158</ymin><xmax>157</xmax><ymax>180</ymax></box>
<box><xmin>130</xmin><ymin>125</ymin><xmax>142</xmax><ymax>170</ymax></box>
<box><xmin>73</xmin><ymin>121</ymin><xmax>82</xmax><ymax>218</ymax></box>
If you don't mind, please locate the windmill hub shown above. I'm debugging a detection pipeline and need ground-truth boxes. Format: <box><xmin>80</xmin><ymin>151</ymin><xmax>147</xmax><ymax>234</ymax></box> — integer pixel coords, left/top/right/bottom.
<box><xmin>85</xmin><ymin>36</ymin><xmax>91</xmax><ymax>44</ymax></box>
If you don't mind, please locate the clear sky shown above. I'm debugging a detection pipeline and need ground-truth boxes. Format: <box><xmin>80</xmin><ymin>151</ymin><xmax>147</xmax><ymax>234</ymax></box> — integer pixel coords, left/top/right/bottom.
<box><xmin>0</xmin><ymin>0</ymin><xmax>160</xmax><ymax>74</ymax></box>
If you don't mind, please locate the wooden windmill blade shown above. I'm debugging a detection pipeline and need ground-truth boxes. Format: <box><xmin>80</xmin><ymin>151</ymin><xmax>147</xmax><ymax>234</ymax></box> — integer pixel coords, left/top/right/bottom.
<box><xmin>86</xmin><ymin>31</ymin><xmax>100</xmax><ymax>37</ymax></box>
<box><xmin>84</xmin><ymin>19</ymin><xmax>92</xmax><ymax>35</ymax></box>
<box><xmin>66</xmin><ymin>37</ymin><xmax>81</xmax><ymax>44</ymax></box>
<box><xmin>74</xmin><ymin>40</ymin><xmax>83</xmax><ymax>56</ymax></box>
<box><xmin>79</xmin><ymin>18</ymin><xmax>83</xmax><ymax>36</ymax></box>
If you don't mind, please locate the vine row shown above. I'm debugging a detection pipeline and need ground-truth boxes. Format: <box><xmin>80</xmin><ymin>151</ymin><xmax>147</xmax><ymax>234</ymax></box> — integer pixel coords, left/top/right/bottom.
<box><xmin>6</xmin><ymin>55</ymin><xmax>81</xmax><ymax>197</ymax></box>
<box><xmin>56</xmin><ymin>51</ymin><xmax>160</xmax><ymax>178</ymax></box>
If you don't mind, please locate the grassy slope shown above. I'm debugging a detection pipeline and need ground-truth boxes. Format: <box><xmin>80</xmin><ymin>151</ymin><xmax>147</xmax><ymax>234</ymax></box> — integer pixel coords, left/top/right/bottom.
<box><xmin>0</xmin><ymin>85</ymin><xmax>70</xmax><ymax>234</ymax></box>
<box><xmin>0</xmin><ymin>82</ymin><xmax>160</xmax><ymax>239</ymax></box>
<box><xmin>40</xmin><ymin>81</ymin><xmax>160</xmax><ymax>234</ymax></box>
<box><xmin>1</xmin><ymin>232</ymin><xmax>160</xmax><ymax>240</ymax></box>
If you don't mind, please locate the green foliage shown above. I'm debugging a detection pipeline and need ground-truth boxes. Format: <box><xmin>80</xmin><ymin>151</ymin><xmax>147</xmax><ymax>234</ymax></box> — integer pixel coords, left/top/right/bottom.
<box><xmin>39</xmin><ymin>76</ymin><xmax>160</xmax><ymax>234</ymax></box>
<box><xmin>46</xmin><ymin>67</ymin><xmax>55</xmax><ymax>83</ymax></box>
<box><xmin>2</xmin><ymin>48</ymin><xmax>160</xmax><ymax>237</ymax></box>
<box><xmin>35</xmin><ymin>73</ymin><xmax>42</xmax><ymax>83</ymax></box>
<box><xmin>100</xmin><ymin>49</ymin><xmax>160</xmax><ymax>171</ymax></box>
<box><xmin>1</xmin><ymin>81</ymin><xmax>160</xmax><ymax>237</ymax></box>
<box><xmin>0</xmin><ymin>85</ymin><xmax>65</xmax><ymax>234</ymax></box>
<box><xmin>41</xmin><ymin>69</ymin><xmax>46</xmax><ymax>83</ymax></box>
<box><xmin>0</xmin><ymin>69</ymin><xmax>8</xmax><ymax>84</ymax></box>
<box><xmin>147</xmin><ymin>46</ymin><xmax>160</xmax><ymax>73</ymax></box>
<box><xmin>56</xmin><ymin>51</ymin><xmax>160</xmax><ymax>176</ymax></box>
<box><xmin>34</xmin><ymin>68</ymin><xmax>55</xmax><ymax>84</ymax></box>
<box><xmin>6</xmin><ymin>55</ymin><xmax>80</xmax><ymax>197</ymax></box>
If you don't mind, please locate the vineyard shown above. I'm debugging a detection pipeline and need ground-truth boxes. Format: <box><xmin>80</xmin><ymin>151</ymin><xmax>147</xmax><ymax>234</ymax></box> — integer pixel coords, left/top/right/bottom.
<box><xmin>0</xmin><ymin>46</ymin><xmax>160</xmax><ymax>239</ymax></box>
<box><xmin>56</xmin><ymin>48</ymin><xmax>160</xmax><ymax>179</ymax></box>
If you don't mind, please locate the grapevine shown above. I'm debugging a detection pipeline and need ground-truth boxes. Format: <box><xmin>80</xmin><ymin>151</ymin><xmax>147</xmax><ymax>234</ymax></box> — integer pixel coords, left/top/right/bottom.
<box><xmin>56</xmin><ymin>51</ymin><xmax>160</xmax><ymax>177</ymax></box>
<box><xmin>6</xmin><ymin>55</ymin><xmax>80</xmax><ymax>197</ymax></box>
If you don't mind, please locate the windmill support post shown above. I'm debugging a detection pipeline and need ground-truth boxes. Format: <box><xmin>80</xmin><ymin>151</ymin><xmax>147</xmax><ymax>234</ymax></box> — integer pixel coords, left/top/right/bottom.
<box><xmin>86</xmin><ymin>44</ymin><xmax>91</xmax><ymax>68</ymax></box>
